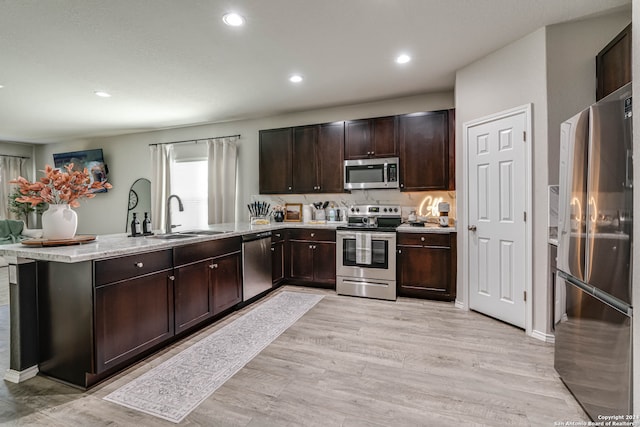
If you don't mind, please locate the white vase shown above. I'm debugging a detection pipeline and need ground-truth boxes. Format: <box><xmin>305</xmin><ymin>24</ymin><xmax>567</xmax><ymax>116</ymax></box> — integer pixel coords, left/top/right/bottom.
<box><xmin>42</xmin><ymin>204</ymin><xmax>78</xmax><ymax>240</ymax></box>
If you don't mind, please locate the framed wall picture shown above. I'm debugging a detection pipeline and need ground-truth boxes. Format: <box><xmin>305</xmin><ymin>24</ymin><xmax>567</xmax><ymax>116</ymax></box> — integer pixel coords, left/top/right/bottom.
<box><xmin>284</xmin><ymin>203</ymin><xmax>302</xmax><ymax>222</ymax></box>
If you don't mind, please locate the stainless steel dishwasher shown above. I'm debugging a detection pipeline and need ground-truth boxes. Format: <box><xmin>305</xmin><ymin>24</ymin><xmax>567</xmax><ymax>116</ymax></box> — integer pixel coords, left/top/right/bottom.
<box><xmin>242</xmin><ymin>231</ymin><xmax>272</xmax><ymax>301</ymax></box>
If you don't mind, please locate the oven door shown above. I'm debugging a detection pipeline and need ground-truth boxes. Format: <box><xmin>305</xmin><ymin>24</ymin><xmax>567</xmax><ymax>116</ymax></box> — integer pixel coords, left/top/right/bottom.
<box><xmin>336</xmin><ymin>230</ymin><xmax>396</xmax><ymax>281</ymax></box>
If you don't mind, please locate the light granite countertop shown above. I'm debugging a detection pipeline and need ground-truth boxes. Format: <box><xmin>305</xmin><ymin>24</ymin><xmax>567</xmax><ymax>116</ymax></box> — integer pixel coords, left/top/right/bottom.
<box><xmin>0</xmin><ymin>220</ymin><xmax>457</xmax><ymax>263</ymax></box>
<box><xmin>396</xmin><ymin>223</ymin><xmax>457</xmax><ymax>234</ymax></box>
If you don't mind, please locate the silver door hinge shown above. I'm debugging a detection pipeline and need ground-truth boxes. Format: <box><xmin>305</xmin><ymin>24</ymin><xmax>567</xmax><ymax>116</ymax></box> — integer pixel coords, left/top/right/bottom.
<box><xmin>524</xmin><ymin>212</ymin><xmax>527</xmax><ymax>222</ymax></box>
<box><xmin>524</xmin><ymin>291</ymin><xmax>527</xmax><ymax>302</ymax></box>
<box><xmin>523</xmin><ymin>131</ymin><xmax>526</xmax><ymax>141</ymax></box>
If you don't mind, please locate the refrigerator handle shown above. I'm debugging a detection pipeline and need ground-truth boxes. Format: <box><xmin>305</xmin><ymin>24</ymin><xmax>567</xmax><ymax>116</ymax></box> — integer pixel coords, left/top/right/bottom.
<box><xmin>625</xmin><ymin>148</ymin><xmax>633</xmax><ymax>189</ymax></box>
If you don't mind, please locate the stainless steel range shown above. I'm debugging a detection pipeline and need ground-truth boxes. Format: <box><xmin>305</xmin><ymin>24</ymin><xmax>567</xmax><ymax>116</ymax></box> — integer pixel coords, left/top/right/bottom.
<box><xmin>336</xmin><ymin>205</ymin><xmax>401</xmax><ymax>301</ymax></box>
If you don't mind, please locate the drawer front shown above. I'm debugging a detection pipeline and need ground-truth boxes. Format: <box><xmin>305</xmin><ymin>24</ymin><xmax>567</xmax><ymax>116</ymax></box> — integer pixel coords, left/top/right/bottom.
<box><xmin>397</xmin><ymin>233</ymin><xmax>450</xmax><ymax>247</ymax></box>
<box><xmin>288</xmin><ymin>228</ymin><xmax>335</xmax><ymax>242</ymax></box>
<box><xmin>271</xmin><ymin>230</ymin><xmax>286</xmax><ymax>243</ymax></box>
<box><xmin>174</xmin><ymin>236</ymin><xmax>242</xmax><ymax>266</ymax></box>
<box><xmin>95</xmin><ymin>249</ymin><xmax>173</xmax><ymax>286</ymax></box>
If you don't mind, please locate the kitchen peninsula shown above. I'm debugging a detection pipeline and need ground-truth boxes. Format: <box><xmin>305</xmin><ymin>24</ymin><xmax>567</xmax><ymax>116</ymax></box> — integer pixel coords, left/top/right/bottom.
<box><xmin>0</xmin><ymin>221</ymin><xmax>456</xmax><ymax>389</ymax></box>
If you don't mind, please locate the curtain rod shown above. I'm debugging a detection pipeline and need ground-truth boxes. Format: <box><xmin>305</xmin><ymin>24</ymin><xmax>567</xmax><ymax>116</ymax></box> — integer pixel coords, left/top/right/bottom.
<box><xmin>0</xmin><ymin>154</ymin><xmax>30</xmax><ymax>159</ymax></box>
<box><xmin>149</xmin><ymin>134</ymin><xmax>241</xmax><ymax>147</ymax></box>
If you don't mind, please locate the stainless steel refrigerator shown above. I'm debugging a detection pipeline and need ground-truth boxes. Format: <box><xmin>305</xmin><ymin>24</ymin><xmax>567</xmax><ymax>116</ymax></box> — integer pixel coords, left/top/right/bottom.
<box><xmin>556</xmin><ymin>82</ymin><xmax>633</xmax><ymax>420</ymax></box>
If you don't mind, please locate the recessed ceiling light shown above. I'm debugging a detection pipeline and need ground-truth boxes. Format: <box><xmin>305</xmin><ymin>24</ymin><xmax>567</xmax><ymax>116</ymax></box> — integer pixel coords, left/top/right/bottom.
<box><xmin>395</xmin><ymin>54</ymin><xmax>411</xmax><ymax>64</ymax></box>
<box><xmin>223</xmin><ymin>12</ymin><xmax>245</xmax><ymax>26</ymax></box>
<box><xmin>289</xmin><ymin>74</ymin><xmax>303</xmax><ymax>83</ymax></box>
<box><xmin>0</xmin><ymin>85</ymin><xmax>4</xmax><ymax>89</ymax></box>
<box><xmin>94</xmin><ymin>91</ymin><xmax>111</xmax><ymax>98</ymax></box>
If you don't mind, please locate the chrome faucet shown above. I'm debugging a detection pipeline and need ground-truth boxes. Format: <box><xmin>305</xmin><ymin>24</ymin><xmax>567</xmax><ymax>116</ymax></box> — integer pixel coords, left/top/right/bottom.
<box><xmin>165</xmin><ymin>194</ymin><xmax>184</xmax><ymax>234</ymax></box>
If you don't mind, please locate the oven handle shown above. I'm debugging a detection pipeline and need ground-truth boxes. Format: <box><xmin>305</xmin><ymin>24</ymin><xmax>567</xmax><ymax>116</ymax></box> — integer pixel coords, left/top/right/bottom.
<box><xmin>337</xmin><ymin>231</ymin><xmax>396</xmax><ymax>240</ymax></box>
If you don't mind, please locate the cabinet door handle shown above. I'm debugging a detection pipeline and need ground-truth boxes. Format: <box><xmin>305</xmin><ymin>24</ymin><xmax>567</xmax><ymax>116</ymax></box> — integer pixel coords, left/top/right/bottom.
<box><xmin>313</xmin><ymin>245</ymin><xmax>317</xmax><ymax>249</ymax></box>
<box><xmin>209</xmin><ymin>263</ymin><xmax>218</xmax><ymax>269</ymax></box>
<box><xmin>309</xmin><ymin>245</ymin><xmax>313</xmax><ymax>249</ymax></box>
<box><xmin>271</xmin><ymin>247</ymin><xmax>275</xmax><ymax>251</ymax></box>
<box><xmin>400</xmin><ymin>184</ymin><xmax>404</xmax><ymax>188</ymax></box>
<box><xmin>421</xmin><ymin>237</ymin><xmax>425</xmax><ymax>242</ymax></box>
<box><xmin>310</xmin><ymin>233</ymin><xmax>315</xmax><ymax>237</ymax></box>
<box><xmin>168</xmin><ymin>275</ymin><xmax>175</xmax><ymax>281</ymax></box>
<box><xmin>398</xmin><ymin>249</ymin><xmax>402</xmax><ymax>254</ymax></box>
<box><xmin>288</xmin><ymin>186</ymin><xmax>292</xmax><ymax>190</ymax></box>
<box><xmin>135</xmin><ymin>262</ymin><xmax>144</xmax><ymax>268</ymax></box>
<box><xmin>275</xmin><ymin>233</ymin><xmax>280</xmax><ymax>237</ymax></box>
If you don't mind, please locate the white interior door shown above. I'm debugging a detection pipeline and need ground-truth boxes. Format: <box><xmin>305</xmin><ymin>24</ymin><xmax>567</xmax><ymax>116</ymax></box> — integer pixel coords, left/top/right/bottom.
<box><xmin>467</xmin><ymin>110</ymin><xmax>527</xmax><ymax>328</ymax></box>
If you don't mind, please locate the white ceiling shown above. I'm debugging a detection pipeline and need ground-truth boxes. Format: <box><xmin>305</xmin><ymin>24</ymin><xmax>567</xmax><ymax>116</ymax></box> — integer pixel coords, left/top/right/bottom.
<box><xmin>0</xmin><ymin>0</ymin><xmax>631</xmax><ymax>144</ymax></box>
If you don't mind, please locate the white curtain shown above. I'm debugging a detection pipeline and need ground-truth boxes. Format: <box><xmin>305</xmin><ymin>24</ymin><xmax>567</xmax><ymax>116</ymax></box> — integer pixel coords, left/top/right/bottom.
<box><xmin>150</xmin><ymin>144</ymin><xmax>174</xmax><ymax>231</ymax></box>
<box><xmin>0</xmin><ymin>156</ymin><xmax>27</xmax><ymax>220</ymax></box>
<box><xmin>207</xmin><ymin>137</ymin><xmax>238</xmax><ymax>224</ymax></box>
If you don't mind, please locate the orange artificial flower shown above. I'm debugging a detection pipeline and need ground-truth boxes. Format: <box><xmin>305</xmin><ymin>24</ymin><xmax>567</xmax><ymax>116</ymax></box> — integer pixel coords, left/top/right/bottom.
<box><xmin>10</xmin><ymin>163</ymin><xmax>113</xmax><ymax>208</ymax></box>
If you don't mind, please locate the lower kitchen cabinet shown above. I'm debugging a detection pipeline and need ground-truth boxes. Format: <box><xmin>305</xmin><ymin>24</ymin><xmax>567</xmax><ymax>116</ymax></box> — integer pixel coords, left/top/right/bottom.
<box><xmin>397</xmin><ymin>232</ymin><xmax>456</xmax><ymax>301</ymax></box>
<box><xmin>287</xmin><ymin>228</ymin><xmax>336</xmax><ymax>288</ymax></box>
<box><xmin>174</xmin><ymin>238</ymin><xmax>242</xmax><ymax>334</ymax></box>
<box><xmin>95</xmin><ymin>270</ymin><xmax>175</xmax><ymax>373</ymax></box>
<box><xmin>211</xmin><ymin>252</ymin><xmax>242</xmax><ymax>315</ymax></box>
<box><xmin>174</xmin><ymin>259</ymin><xmax>213</xmax><ymax>334</ymax></box>
<box><xmin>271</xmin><ymin>231</ymin><xmax>286</xmax><ymax>285</ymax></box>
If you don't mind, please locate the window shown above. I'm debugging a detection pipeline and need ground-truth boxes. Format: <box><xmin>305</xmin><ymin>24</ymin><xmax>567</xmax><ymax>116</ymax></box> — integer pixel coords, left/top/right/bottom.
<box><xmin>170</xmin><ymin>159</ymin><xmax>208</xmax><ymax>230</ymax></box>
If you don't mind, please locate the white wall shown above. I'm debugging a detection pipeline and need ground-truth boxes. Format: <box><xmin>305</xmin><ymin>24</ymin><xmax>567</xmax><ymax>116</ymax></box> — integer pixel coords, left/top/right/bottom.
<box><xmin>455</xmin><ymin>27</ymin><xmax>548</xmax><ymax>336</ymax></box>
<box><xmin>546</xmin><ymin>12</ymin><xmax>631</xmax><ymax>185</ymax></box>
<box><xmin>35</xmin><ymin>91</ymin><xmax>454</xmax><ymax>235</ymax></box>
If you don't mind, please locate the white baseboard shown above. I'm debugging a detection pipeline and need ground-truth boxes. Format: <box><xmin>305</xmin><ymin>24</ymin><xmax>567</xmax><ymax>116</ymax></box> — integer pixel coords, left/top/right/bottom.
<box><xmin>4</xmin><ymin>365</ymin><xmax>39</xmax><ymax>383</ymax></box>
<box><xmin>531</xmin><ymin>329</ymin><xmax>555</xmax><ymax>343</ymax></box>
<box><xmin>454</xmin><ymin>299</ymin><xmax>466</xmax><ymax>310</ymax></box>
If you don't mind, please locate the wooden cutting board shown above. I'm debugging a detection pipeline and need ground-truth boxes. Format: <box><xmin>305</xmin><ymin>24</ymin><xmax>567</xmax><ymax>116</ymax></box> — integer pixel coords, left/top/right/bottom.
<box><xmin>21</xmin><ymin>235</ymin><xmax>97</xmax><ymax>247</ymax></box>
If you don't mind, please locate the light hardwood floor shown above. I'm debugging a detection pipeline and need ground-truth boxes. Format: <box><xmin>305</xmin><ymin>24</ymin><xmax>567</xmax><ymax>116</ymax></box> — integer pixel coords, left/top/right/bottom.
<box><xmin>0</xmin><ymin>285</ymin><xmax>587</xmax><ymax>426</ymax></box>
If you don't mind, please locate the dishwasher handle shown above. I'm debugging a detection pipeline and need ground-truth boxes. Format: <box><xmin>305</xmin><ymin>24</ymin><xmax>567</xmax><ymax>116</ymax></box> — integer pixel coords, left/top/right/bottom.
<box><xmin>242</xmin><ymin>231</ymin><xmax>272</xmax><ymax>242</ymax></box>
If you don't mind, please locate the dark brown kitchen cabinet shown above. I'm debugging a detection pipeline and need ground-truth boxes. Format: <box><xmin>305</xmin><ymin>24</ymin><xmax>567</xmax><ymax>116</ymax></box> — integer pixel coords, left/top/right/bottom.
<box><xmin>344</xmin><ymin>116</ymin><xmax>397</xmax><ymax>159</ymax></box>
<box><xmin>259</xmin><ymin>127</ymin><xmax>293</xmax><ymax>194</ymax></box>
<box><xmin>271</xmin><ymin>231</ymin><xmax>286</xmax><ymax>285</ymax></box>
<box><xmin>95</xmin><ymin>270</ymin><xmax>175</xmax><ymax>373</ymax></box>
<box><xmin>174</xmin><ymin>238</ymin><xmax>242</xmax><ymax>334</ymax></box>
<box><xmin>261</xmin><ymin>122</ymin><xmax>344</xmax><ymax>194</ymax></box>
<box><xmin>211</xmin><ymin>252</ymin><xmax>242</xmax><ymax>315</ymax></box>
<box><xmin>397</xmin><ymin>232</ymin><xmax>456</xmax><ymax>301</ymax></box>
<box><xmin>174</xmin><ymin>259</ymin><xmax>212</xmax><ymax>334</ymax></box>
<box><xmin>292</xmin><ymin>122</ymin><xmax>345</xmax><ymax>193</ymax></box>
<box><xmin>287</xmin><ymin>228</ymin><xmax>336</xmax><ymax>288</ymax></box>
<box><xmin>399</xmin><ymin>110</ymin><xmax>454</xmax><ymax>191</ymax></box>
<box><xmin>596</xmin><ymin>23</ymin><xmax>631</xmax><ymax>101</ymax></box>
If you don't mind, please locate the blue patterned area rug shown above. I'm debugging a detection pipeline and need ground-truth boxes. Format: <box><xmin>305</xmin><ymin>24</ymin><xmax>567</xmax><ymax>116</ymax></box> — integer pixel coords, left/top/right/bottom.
<box><xmin>104</xmin><ymin>291</ymin><xmax>323</xmax><ymax>423</ymax></box>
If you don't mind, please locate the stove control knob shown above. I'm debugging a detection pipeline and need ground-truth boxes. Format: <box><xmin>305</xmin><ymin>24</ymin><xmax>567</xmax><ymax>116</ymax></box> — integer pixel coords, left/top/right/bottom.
<box><xmin>394</xmin><ymin>208</ymin><xmax>398</xmax><ymax>212</ymax></box>
<box><xmin>351</xmin><ymin>208</ymin><xmax>355</xmax><ymax>212</ymax></box>
<box><xmin>356</xmin><ymin>208</ymin><xmax>360</xmax><ymax>212</ymax></box>
<box><xmin>383</xmin><ymin>208</ymin><xmax>388</xmax><ymax>212</ymax></box>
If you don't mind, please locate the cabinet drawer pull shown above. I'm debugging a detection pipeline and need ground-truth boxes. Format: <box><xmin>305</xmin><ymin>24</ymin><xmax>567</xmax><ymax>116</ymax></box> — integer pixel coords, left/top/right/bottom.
<box><xmin>135</xmin><ymin>262</ymin><xmax>144</xmax><ymax>268</ymax></box>
<box><xmin>421</xmin><ymin>237</ymin><xmax>425</xmax><ymax>242</ymax></box>
<box><xmin>275</xmin><ymin>233</ymin><xmax>280</xmax><ymax>237</ymax></box>
<box><xmin>209</xmin><ymin>263</ymin><xmax>218</xmax><ymax>269</ymax></box>
<box><xmin>310</xmin><ymin>233</ymin><xmax>315</xmax><ymax>237</ymax></box>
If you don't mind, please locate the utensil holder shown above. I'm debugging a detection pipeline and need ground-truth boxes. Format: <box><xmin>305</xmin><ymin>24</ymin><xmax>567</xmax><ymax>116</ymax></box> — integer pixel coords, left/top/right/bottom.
<box><xmin>251</xmin><ymin>216</ymin><xmax>270</xmax><ymax>225</ymax></box>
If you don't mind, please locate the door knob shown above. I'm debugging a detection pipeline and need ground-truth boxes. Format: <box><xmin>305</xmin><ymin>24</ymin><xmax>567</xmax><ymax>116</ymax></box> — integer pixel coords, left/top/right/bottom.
<box><xmin>468</xmin><ymin>225</ymin><xmax>477</xmax><ymax>231</ymax></box>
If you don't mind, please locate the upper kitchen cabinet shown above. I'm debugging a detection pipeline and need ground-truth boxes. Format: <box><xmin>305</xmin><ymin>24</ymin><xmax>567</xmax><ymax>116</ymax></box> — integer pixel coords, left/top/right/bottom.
<box><xmin>596</xmin><ymin>23</ymin><xmax>631</xmax><ymax>101</ymax></box>
<box><xmin>344</xmin><ymin>116</ymin><xmax>397</xmax><ymax>159</ymax></box>
<box><xmin>261</xmin><ymin>122</ymin><xmax>344</xmax><ymax>194</ymax></box>
<box><xmin>259</xmin><ymin>127</ymin><xmax>293</xmax><ymax>194</ymax></box>
<box><xmin>399</xmin><ymin>109</ymin><xmax>455</xmax><ymax>191</ymax></box>
<box><xmin>292</xmin><ymin>122</ymin><xmax>344</xmax><ymax>193</ymax></box>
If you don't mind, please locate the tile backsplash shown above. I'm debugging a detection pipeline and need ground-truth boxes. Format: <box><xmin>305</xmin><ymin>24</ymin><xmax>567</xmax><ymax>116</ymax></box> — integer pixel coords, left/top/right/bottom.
<box><xmin>252</xmin><ymin>190</ymin><xmax>456</xmax><ymax>222</ymax></box>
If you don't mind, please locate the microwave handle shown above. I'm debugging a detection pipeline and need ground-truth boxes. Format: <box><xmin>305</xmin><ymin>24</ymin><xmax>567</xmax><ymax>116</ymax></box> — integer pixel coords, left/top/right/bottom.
<box><xmin>384</xmin><ymin>162</ymin><xmax>388</xmax><ymax>184</ymax></box>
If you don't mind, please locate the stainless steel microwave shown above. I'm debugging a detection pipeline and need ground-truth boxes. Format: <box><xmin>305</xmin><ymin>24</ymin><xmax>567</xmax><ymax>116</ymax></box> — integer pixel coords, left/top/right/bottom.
<box><xmin>344</xmin><ymin>157</ymin><xmax>399</xmax><ymax>190</ymax></box>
